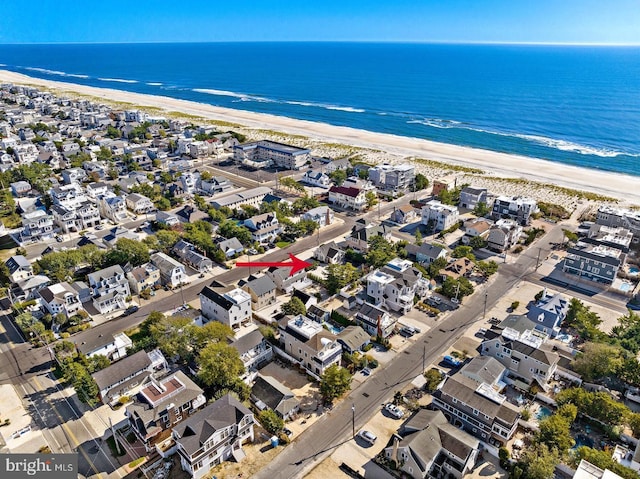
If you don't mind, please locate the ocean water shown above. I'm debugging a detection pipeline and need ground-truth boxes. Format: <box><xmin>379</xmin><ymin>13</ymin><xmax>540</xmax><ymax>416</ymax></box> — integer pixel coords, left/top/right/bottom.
<box><xmin>0</xmin><ymin>42</ymin><xmax>639</xmax><ymax>176</ymax></box>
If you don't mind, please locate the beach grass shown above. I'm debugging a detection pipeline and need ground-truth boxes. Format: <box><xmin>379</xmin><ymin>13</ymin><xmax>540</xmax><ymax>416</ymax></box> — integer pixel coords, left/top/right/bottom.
<box><xmin>413</xmin><ymin>157</ymin><xmax>484</xmax><ymax>174</ymax></box>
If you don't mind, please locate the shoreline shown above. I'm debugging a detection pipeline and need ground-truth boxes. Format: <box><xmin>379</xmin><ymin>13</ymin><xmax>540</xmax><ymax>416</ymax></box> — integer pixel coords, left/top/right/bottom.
<box><xmin>0</xmin><ymin>69</ymin><xmax>637</xmax><ymax>206</ymax></box>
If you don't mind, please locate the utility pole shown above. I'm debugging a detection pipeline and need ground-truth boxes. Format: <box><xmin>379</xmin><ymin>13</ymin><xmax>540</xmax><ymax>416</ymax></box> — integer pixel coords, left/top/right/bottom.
<box><xmin>351</xmin><ymin>403</ymin><xmax>356</xmax><ymax>439</ymax></box>
<box><xmin>422</xmin><ymin>344</ymin><xmax>426</xmax><ymax>373</ymax></box>
<box><xmin>483</xmin><ymin>290</ymin><xmax>488</xmax><ymax>319</ymax></box>
<box><xmin>536</xmin><ymin>247</ymin><xmax>542</xmax><ymax>270</ymax></box>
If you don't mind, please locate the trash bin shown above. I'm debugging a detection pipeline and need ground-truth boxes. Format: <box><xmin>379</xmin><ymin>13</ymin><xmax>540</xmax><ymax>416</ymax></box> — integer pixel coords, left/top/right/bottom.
<box><xmin>270</xmin><ymin>436</ymin><xmax>279</xmax><ymax>448</ymax></box>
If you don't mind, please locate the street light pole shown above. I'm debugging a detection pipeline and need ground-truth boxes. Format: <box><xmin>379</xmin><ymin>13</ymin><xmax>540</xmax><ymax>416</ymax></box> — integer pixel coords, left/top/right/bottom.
<box><xmin>351</xmin><ymin>403</ymin><xmax>355</xmax><ymax>439</ymax></box>
<box><xmin>483</xmin><ymin>290</ymin><xmax>488</xmax><ymax>319</ymax></box>
<box><xmin>422</xmin><ymin>344</ymin><xmax>426</xmax><ymax>373</ymax></box>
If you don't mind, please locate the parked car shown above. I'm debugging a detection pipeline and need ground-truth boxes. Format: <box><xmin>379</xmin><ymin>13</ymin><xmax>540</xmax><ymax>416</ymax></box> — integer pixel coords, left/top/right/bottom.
<box><xmin>55</xmin><ymin>235</ymin><xmax>64</xmax><ymax>242</ymax></box>
<box><xmin>283</xmin><ymin>427</ymin><xmax>293</xmax><ymax>437</ymax></box>
<box><xmin>248</xmin><ymin>248</ymin><xmax>258</xmax><ymax>255</ymax></box>
<box><xmin>361</xmin><ymin>367</ymin><xmax>372</xmax><ymax>376</ymax></box>
<box><xmin>451</xmin><ymin>297</ymin><xmax>460</xmax><ymax>304</ymax></box>
<box><xmin>399</xmin><ymin>326</ymin><xmax>415</xmax><ymax>337</ymax></box>
<box><xmin>476</xmin><ymin>328</ymin><xmax>487</xmax><ymax>338</ymax></box>
<box><xmin>443</xmin><ymin>355</ymin><xmax>462</xmax><ymax>367</ymax></box>
<box><xmin>122</xmin><ymin>305</ymin><xmax>139</xmax><ymax>317</ymax></box>
<box><xmin>384</xmin><ymin>403</ymin><xmax>404</xmax><ymax>419</ymax></box>
<box><xmin>358</xmin><ymin>430</ymin><xmax>377</xmax><ymax>445</ymax></box>
<box><xmin>95</xmin><ymin>224</ymin><xmax>103</xmax><ymax>230</ymax></box>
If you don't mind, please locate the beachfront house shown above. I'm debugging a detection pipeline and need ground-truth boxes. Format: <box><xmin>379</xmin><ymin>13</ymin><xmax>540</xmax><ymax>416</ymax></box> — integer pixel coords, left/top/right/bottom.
<box><xmin>491</xmin><ymin>196</ymin><xmax>538</xmax><ymax>226</ymax></box>
<box><xmin>368</xmin><ymin>163</ymin><xmax>415</xmax><ymax>191</ymax></box>
<box><xmin>460</xmin><ymin>187</ymin><xmax>488</xmax><ymax>210</ymax></box>
<box><xmin>234</xmin><ymin>140</ymin><xmax>310</xmax><ymax>170</ymax></box>
<box><xmin>596</xmin><ymin>205</ymin><xmax>640</xmax><ymax>242</ymax></box>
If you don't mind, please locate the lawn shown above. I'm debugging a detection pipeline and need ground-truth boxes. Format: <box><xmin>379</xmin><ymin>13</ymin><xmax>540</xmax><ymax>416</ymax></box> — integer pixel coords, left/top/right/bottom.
<box><xmin>276</xmin><ymin>241</ymin><xmax>291</xmax><ymax>248</ymax></box>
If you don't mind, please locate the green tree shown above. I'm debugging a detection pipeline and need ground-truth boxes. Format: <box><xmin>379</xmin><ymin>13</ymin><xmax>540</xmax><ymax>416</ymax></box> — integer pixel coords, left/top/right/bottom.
<box><xmin>106</xmin><ymin>125</ymin><xmax>121</xmax><ymax>139</ymax></box>
<box><xmin>329</xmin><ymin>169</ymin><xmax>347</xmax><ymax>186</ymax></box>
<box><xmin>476</xmin><ymin>260</ymin><xmax>499</xmax><ymax>277</ymax></box>
<box><xmin>565</xmin><ymin>299</ymin><xmax>605</xmax><ymax>341</ymax></box>
<box><xmin>282</xmin><ymin>297</ymin><xmax>307</xmax><ymax>316</ymax></box>
<box><xmin>86</xmin><ymin>355</ymin><xmax>111</xmax><ymax>373</ymax></box>
<box><xmin>572</xmin><ymin>447</ymin><xmax>638</xmax><ymax>479</ymax></box>
<box><xmin>536</xmin><ymin>413</ymin><xmax>574</xmax><ymax>453</ymax></box>
<box><xmin>197</xmin><ymin>342</ymin><xmax>248</xmax><ymax>399</ymax></box>
<box><xmin>325</xmin><ymin>263</ymin><xmax>361</xmax><ymax>294</ymax></box>
<box><xmin>517</xmin><ymin>443</ymin><xmax>560</xmax><ymax>479</ymax></box>
<box><xmin>469</xmin><ymin>235</ymin><xmax>488</xmax><ymax>249</ymax></box>
<box><xmin>365</xmin><ymin>235</ymin><xmax>396</xmax><ymax>268</ymax></box>
<box><xmin>424</xmin><ymin>369</ymin><xmax>443</xmax><ymax>393</ymax></box>
<box><xmin>192</xmin><ymin>321</ymin><xmax>233</xmax><ymax>350</ymax></box>
<box><xmin>414</xmin><ymin>173</ymin><xmax>429</xmax><ymax>191</ymax></box>
<box><xmin>451</xmin><ymin>245</ymin><xmax>475</xmax><ymax>260</ymax></box>
<box><xmin>96</xmin><ymin>146</ymin><xmax>113</xmax><ymax>162</ymax></box>
<box><xmin>428</xmin><ymin>256</ymin><xmax>447</xmax><ymax>279</ymax></box>
<box><xmin>365</xmin><ymin>191</ymin><xmax>378</xmax><ymax>209</ymax></box>
<box><xmin>572</xmin><ymin>342</ymin><xmax>624</xmax><ymax>381</ymax></box>
<box><xmin>562</xmin><ymin>228</ymin><xmax>579</xmax><ymax>244</ymax></box>
<box><xmin>103</xmin><ymin>238</ymin><xmax>150</xmax><ymax>267</ymax></box>
<box><xmin>258</xmin><ymin>410</ymin><xmax>284</xmax><ymax>435</ymax></box>
<box><xmin>414</xmin><ymin>230</ymin><xmax>423</xmax><ymax>245</ymax></box>
<box><xmin>319</xmin><ymin>364</ymin><xmax>352</xmax><ymax>404</ymax></box>
<box><xmin>472</xmin><ymin>201</ymin><xmax>490</xmax><ymax>217</ymax></box>
<box><xmin>440</xmin><ymin>276</ymin><xmax>474</xmax><ymax>300</ymax></box>
<box><xmin>218</xmin><ymin>219</ymin><xmax>252</xmax><ymax>245</ymax></box>
<box><xmin>155</xmin><ymin>229</ymin><xmax>181</xmax><ymax>253</ymax></box>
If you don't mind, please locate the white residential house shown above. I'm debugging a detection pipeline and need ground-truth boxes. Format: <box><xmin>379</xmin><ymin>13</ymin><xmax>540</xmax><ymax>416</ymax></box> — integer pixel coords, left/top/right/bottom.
<box><xmin>77</xmin><ymin>332</ymin><xmax>133</xmax><ymax>361</ymax></box>
<box><xmin>98</xmin><ymin>194</ymin><xmax>128</xmax><ymax>223</ymax></box>
<box><xmin>150</xmin><ymin>252</ymin><xmax>188</xmax><ymax>289</ymax></box>
<box><xmin>366</xmin><ymin>258</ymin><xmax>428</xmax><ymax>313</ymax></box>
<box><xmin>13</xmin><ymin>143</ymin><xmax>39</xmax><ymax>164</ymax></box>
<box><xmin>6</xmin><ymin>255</ymin><xmax>33</xmax><ymax>283</ymax></box>
<box><xmin>20</xmin><ymin>209</ymin><xmax>55</xmax><ymax>243</ymax></box>
<box><xmin>265</xmin><ymin>266</ymin><xmax>310</xmax><ymax>293</ymax></box>
<box><xmin>356</xmin><ymin>302</ymin><xmax>396</xmax><ymax>338</ymax></box>
<box><xmin>126</xmin><ymin>193</ymin><xmax>155</xmax><ymax>214</ymax></box>
<box><xmin>487</xmin><ymin>219</ymin><xmax>523</xmax><ymax>252</ymax></box>
<box><xmin>491</xmin><ymin>196</ymin><xmax>538</xmax><ymax>226</ymax></box>
<box><xmin>328</xmin><ymin>186</ymin><xmax>366</xmax><ymax>211</ymax></box>
<box><xmin>199</xmin><ymin>286</ymin><xmax>252</xmax><ymax>330</ymax></box>
<box><xmin>211</xmin><ymin>186</ymin><xmax>273</xmax><ymax>210</ymax></box>
<box><xmin>368</xmin><ymin>163</ymin><xmax>415</xmax><ymax>191</ymax></box>
<box><xmin>85</xmin><ymin>182</ymin><xmax>110</xmax><ymax>200</ymax></box>
<box><xmin>302</xmin><ymin>170</ymin><xmax>332</xmax><ymax>188</ymax></box>
<box><xmin>50</xmin><ymin>184</ymin><xmax>87</xmax><ymax>209</ymax></box>
<box><xmin>87</xmin><ymin>265</ymin><xmax>130</xmax><ymax>314</ymax></box>
<box><xmin>277</xmin><ymin>315</ymin><xmax>342</xmax><ymax>377</ymax></box>
<box><xmin>173</xmin><ymin>394</ymin><xmax>254</xmax><ymax>479</ymax></box>
<box><xmin>243</xmin><ymin>213</ymin><xmax>282</xmax><ymax>244</ymax></box>
<box><xmin>301</xmin><ymin>206</ymin><xmax>334</xmax><ymax>227</ymax></box>
<box><xmin>421</xmin><ymin>200</ymin><xmax>460</xmax><ymax>232</ymax></box>
<box><xmin>37</xmin><ymin>282</ymin><xmax>83</xmax><ymax>318</ymax></box>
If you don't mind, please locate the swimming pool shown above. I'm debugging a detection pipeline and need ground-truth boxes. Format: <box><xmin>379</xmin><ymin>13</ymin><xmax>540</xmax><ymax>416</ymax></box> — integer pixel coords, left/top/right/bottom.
<box><xmin>324</xmin><ymin>322</ymin><xmax>344</xmax><ymax>335</ymax></box>
<box><xmin>535</xmin><ymin>406</ymin><xmax>552</xmax><ymax>421</ymax></box>
<box><xmin>572</xmin><ymin>434</ymin><xmax>594</xmax><ymax>450</ymax></box>
<box><xmin>630</xmin><ymin>267</ymin><xmax>639</xmax><ymax>275</ymax></box>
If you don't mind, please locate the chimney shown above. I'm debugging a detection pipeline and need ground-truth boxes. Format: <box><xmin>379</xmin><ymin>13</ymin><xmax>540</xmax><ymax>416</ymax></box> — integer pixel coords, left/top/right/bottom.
<box><xmin>391</xmin><ymin>435</ymin><xmax>399</xmax><ymax>465</ymax></box>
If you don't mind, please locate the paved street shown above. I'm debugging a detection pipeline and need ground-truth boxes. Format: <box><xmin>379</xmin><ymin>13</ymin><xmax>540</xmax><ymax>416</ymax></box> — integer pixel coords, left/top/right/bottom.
<box><xmin>253</xmin><ymin>219</ymin><xmax>569</xmax><ymax>479</ymax></box>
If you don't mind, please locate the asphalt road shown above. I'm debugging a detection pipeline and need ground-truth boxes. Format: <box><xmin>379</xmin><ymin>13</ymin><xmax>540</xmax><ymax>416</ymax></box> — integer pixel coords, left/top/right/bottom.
<box><xmin>252</xmin><ymin>219</ymin><xmax>568</xmax><ymax>479</ymax></box>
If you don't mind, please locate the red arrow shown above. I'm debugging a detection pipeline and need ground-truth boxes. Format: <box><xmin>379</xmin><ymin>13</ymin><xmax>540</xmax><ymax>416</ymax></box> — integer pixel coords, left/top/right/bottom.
<box><xmin>236</xmin><ymin>253</ymin><xmax>312</xmax><ymax>277</ymax></box>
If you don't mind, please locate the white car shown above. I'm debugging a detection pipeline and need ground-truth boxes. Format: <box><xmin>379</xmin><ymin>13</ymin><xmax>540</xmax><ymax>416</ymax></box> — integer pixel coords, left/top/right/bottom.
<box><xmin>358</xmin><ymin>430</ymin><xmax>377</xmax><ymax>445</ymax></box>
<box><xmin>384</xmin><ymin>403</ymin><xmax>404</xmax><ymax>419</ymax></box>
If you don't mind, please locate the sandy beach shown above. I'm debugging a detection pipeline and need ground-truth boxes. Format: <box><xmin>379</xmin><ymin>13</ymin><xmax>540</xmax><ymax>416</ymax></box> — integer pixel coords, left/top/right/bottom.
<box><xmin>1</xmin><ymin>69</ymin><xmax>637</xmax><ymax>207</ymax></box>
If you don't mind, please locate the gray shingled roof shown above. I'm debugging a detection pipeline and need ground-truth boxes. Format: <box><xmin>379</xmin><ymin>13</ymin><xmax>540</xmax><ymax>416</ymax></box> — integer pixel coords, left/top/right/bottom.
<box><xmin>173</xmin><ymin>393</ymin><xmax>252</xmax><ymax>456</ymax></box>
<box><xmin>92</xmin><ymin>350</ymin><xmax>151</xmax><ymax>391</ymax></box>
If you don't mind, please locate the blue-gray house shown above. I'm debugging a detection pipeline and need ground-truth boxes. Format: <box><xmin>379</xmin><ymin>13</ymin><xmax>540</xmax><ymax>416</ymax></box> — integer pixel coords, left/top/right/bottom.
<box><xmin>526</xmin><ymin>292</ymin><xmax>569</xmax><ymax>338</ymax></box>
